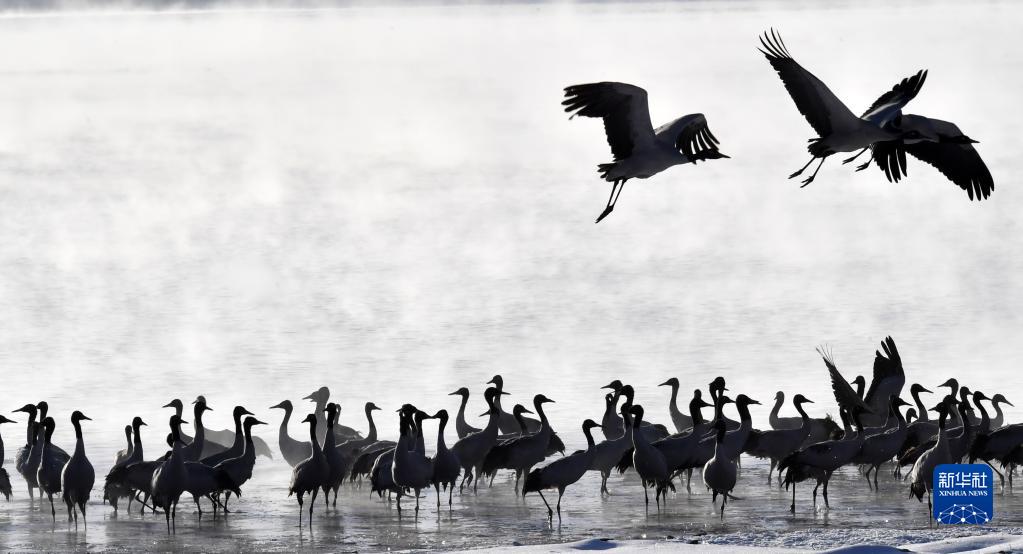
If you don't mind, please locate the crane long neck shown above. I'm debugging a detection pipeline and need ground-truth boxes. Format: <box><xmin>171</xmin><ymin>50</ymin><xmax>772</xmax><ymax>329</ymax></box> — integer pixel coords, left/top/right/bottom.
<box><xmin>436</xmin><ymin>417</ymin><xmax>448</xmax><ymax>450</ymax></box>
<box><xmin>912</xmin><ymin>389</ymin><xmax>929</xmax><ymax>422</ymax></box>
<box><xmin>193</xmin><ymin>406</ymin><xmax>205</xmax><ymax>441</ymax></box>
<box><xmin>456</xmin><ymin>393</ymin><xmax>469</xmax><ymax>423</ymax></box>
<box><xmin>583</xmin><ymin>425</ymin><xmax>595</xmax><ymax>449</ymax></box>
<box><xmin>243</xmin><ymin>422</ymin><xmax>255</xmax><ymax>456</ymax></box>
<box><xmin>365</xmin><ymin>407</ymin><xmax>377</xmax><ymax>442</ymax></box>
<box><xmin>279</xmin><ymin>404</ymin><xmax>292</xmax><ymax>441</ymax></box>
<box><xmin>991</xmin><ymin>401</ymin><xmax>1005</xmax><ymax>428</ymax></box>
<box><xmin>132</xmin><ymin>424</ymin><xmax>144</xmax><ymax>458</ymax></box>
<box><xmin>25</xmin><ymin>412</ymin><xmax>36</xmax><ymax>444</ymax></box>
<box><xmin>794</xmin><ymin>401</ymin><xmax>810</xmax><ymax>425</ymax></box>
<box><xmin>308</xmin><ymin>420</ymin><xmax>321</xmax><ymax>454</ymax></box>
<box><xmin>534</xmin><ymin>402</ymin><xmax>549</xmax><ymax>427</ymax></box>
<box><xmin>736</xmin><ymin>402</ymin><xmax>753</xmax><ymax>428</ymax></box>
<box><xmin>690</xmin><ymin>402</ymin><xmax>705</xmax><ymax>426</ymax></box>
<box><xmin>73</xmin><ymin>419</ymin><xmax>86</xmax><ymax>456</ymax></box>
<box><xmin>975</xmin><ymin>399</ymin><xmax>990</xmax><ymax>431</ymax></box>
<box><xmin>770</xmin><ymin>394</ymin><xmax>784</xmax><ymax>422</ymax></box>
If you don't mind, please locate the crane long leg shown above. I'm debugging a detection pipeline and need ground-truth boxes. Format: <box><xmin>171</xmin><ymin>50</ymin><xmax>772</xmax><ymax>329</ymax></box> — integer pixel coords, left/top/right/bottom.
<box><xmin>842</xmin><ymin>147</ymin><xmax>868</xmax><ymax>164</ymax></box>
<box><xmin>789</xmin><ymin>157</ymin><xmax>816</xmax><ymax>179</ymax></box>
<box><xmin>595</xmin><ymin>180</ymin><xmax>624</xmax><ymax>224</ymax></box>
<box><xmin>790</xmin><ymin>482</ymin><xmax>796</xmax><ymax>514</ymax></box>
<box><xmin>537</xmin><ymin>490</ymin><xmax>553</xmax><ymax>521</ymax></box>
<box><xmin>800</xmin><ymin>156</ymin><xmax>829</xmax><ymax>187</ymax></box>
<box><xmin>556</xmin><ymin>487</ymin><xmax>564</xmax><ymax>522</ymax></box>
<box><xmin>309</xmin><ymin>489</ymin><xmax>318</xmax><ymax>527</ymax></box>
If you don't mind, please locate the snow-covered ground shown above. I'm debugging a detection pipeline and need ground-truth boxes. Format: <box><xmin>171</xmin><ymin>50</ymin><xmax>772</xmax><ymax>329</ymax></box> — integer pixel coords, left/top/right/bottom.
<box><xmin>452</xmin><ymin>532</ymin><xmax>1023</xmax><ymax>553</ymax></box>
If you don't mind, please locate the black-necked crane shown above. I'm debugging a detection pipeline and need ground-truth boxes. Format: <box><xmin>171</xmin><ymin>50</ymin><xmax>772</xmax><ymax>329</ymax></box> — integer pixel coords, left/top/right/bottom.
<box><xmin>668</xmin><ymin>393</ymin><xmax>759</xmax><ymax>478</ymax></box>
<box><xmin>589</xmin><ymin>400</ymin><xmax>635</xmax><ymax>496</ymax></box>
<box><xmin>746</xmin><ymin>394</ymin><xmax>815</xmax><ymax>485</ymax></box>
<box><xmin>602</xmin><ymin>383</ymin><xmax>671</xmax><ymax>441</ymax></box>
<box><xmin>768</xmin><ymin>391</ymin><xmax>839</xmax><ymax>445</ymax></box>
<box><xmin>60</xmin><ymin>411</ymin><xmax>94</xmax><ymax>529</ymax></box>
<box><xmin>0</xmin><ymin>414</ymin><xmax>14</xmax><ymax>501</ymax></box>
<box><xmin>908</xmin><ymin>384</ymin><xmax>933</xmax><ymax>423</ymax></box>
<box><xmin>703</xmin><ymin>420</ymin><xmax>738</xmax><ymax>519</ymax></box>
<box><xmin>524</xmin><ymin>419</ymin><xmax>601</xmax><ymax>523</ymax></box>
<box><xmin>488</xmin><ymin>375</ymin><xmax>540</xmax><ymax>434</ymax></box>
<box><xmin>449</xmin><ymin>387</ymin><xmax>482</xmax><ymax>439</ymax></box>
<box><xmin>114</xmin><ymin>425</ymin><xmax>132</xmax><ymax>466</ymax></box>
<box><xmin>630</xmin><ymin>405</ymin><xmax>671</xmax><ymax>510</ymax></box>
<box><xmin>270</xmin><ymin>400</ymin><xmax>311</xmax><ymax>467</ymax></box>
<box><xmin>182</xmin><ymin>398</ymin><xmax>211</xmax><ymax>463</ymax></box>
<box><xmin>303</xmin><ymin>387</ymin><xmax>362</xmax><ymax>442</ymax></box>
<box><xmin>481</xmin><ymin>394</ymin><xmax>555</xmax><ymax>496</ymax></box>
<box><xmin>289</xmin><ymin>413</ymin><xmax>329</xmax><ymax>528</ymax></box>
<box><xmin>103</xmin><ymin>416</ymin><xmax>147</xmax><ymax>513</ymax></box>
<box><xmin>758</xmin><ymin>29</ymin><xmax>925</xmax><ymax>187</ymax></box>
<box><xmin>201</xmin><ymin>406</ymin><xmax>254</xmax><ymax>467</ymax></box>
<box><xmin>430</xmin><ymin>409</ymin><xmax>460</xmax><ymax>508</ymax></box>
<box><xmin>391</xmin><ymin>409</ymin><xmax>434</xmax><ymax>516</ymax></box>
<box><xmin>659</xmin><ymin>377</ymin><xmax>693</xmax><ymax>433</ymax></box>
<box><xmin>562</xmin><ymin>81</ymin><xmax>727</xmax><ymax>223</ymax></box>
<box><xmin>617</xmin><ymin>390</ymin><xmax>719</xmax><ymax>494</ymax></box>
<box><xmin>990</xmin><ymin>394</ymin><xmax>1013</xmax><ymax>430</ymax></box>
<box><xmin>452</xmin><ymin>387</ymin><xmax>502</xmax><ymax>493</ymax></box>
<box><xmin>322</xmin><ymin>403</ymin><xmax>345</xmax><ymax>507</ymax></box>
<box><xmin>851</xmin><ymin>396</ymin><xmax>911</xmax><ymax>490</ymax></box>
<box><xmin>214</xmin><ymin>415</ymin><xmax>266</xmax><ymax>512</ymax></box>
<box><xmin>910</xmin><ymin>398</ymin><xmax>956</xmax><ymax>523</ymax></box>
<box><xmin>779</xmin><ymin>406</ymin><xmax>867</xmax><ymax>511</ymax></box>
<box><xmin>151</xmin><ymin>414</ymin><xmax>189</xmax><ymax>532</ymax></box>
<box><xmin>36</xmin><ymin>416</ymin><xmax>70</xmax><ymax>522</ymax></box>
<box><xmin>335</xmin><ymin>401</ymin><xmax>382</xmax><ymax>459</ymax></box>
<box><xmin>13</xmin><ymin>403</ymin><xmax>39</xmax><ymax>499</ymax></box>
<box><xmin>865</xmin><ymin>114</ymin><xmax>993</xmax><ymax>200</ymax></box>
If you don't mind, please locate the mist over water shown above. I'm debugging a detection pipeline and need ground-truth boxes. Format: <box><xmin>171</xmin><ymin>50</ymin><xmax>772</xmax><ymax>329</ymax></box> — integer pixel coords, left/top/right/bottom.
<box><xmin>0</xmin><ymin>1</ymin><xmax>1021</xmax><ymax>550</ymax></box>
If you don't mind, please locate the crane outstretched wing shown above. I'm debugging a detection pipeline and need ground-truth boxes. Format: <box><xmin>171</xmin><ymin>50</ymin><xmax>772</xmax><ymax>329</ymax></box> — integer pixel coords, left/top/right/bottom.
<box><xmin>819</xmin><ymin>346</ymin><xmax>872</xmax><ymax>414</ymax></box>
<box><xmin>758</xmin><ymin>29</ymin><xmax>859</xmax><ymax>137</ymax></box>
<box><xmin>563</xmin><ymin>82</ymin><xmax>657</xmax><ymax>161</ymax></box>
<box><xmin>870</xmin><ymin>116</ymin><xmax>993</xmax><ymax>200</ymax></box>
<box><xmin>654</xmin><ymin>114</ymin><xmax>728</xmax><ymax>162</ymax></box>
<box><xmin>905</xmin><ymin>139</ymin><xmax>993</xmax><ymax>201</ymax></box>
<box><xmin>862</xmin><ymin>70</ymin><xmax>928</xmax><ymax>125</ymax></box>
<box><xmin>864</xmin><ymin>336</ymin><xmax>906</xmax><ymax>410</ymax></box>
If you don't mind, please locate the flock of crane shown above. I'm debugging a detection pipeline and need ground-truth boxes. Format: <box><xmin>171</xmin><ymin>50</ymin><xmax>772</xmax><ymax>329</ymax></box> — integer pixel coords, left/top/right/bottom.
<box><xmin>568</xmin><ymin>30</ymin><xmax>994</xmax><ymax>223</ymax></box>
<box><xmin>2</xmin><ymin>337</ymin><xmax>1021</xmax><ymax>533</ymax></box>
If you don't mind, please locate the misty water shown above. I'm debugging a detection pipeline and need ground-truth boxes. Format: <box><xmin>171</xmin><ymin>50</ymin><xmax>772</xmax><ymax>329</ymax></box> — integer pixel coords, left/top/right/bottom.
<box><xmin>1</xmin><ymin>0</ymin><xmax>1022</xmax><ymax>551</ymax></box>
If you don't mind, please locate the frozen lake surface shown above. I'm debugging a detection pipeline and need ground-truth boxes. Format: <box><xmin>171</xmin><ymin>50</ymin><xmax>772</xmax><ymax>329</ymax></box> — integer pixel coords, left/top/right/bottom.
<box><xmin>0</xmin><ymin>0</ymin><xmax>1021</xmax><ymax>551</ymax></box>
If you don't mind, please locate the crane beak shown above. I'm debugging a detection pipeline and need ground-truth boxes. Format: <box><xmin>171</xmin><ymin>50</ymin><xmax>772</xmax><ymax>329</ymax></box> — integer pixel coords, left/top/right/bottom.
<box><xmin>479</xmin><ymin>410</ymin><xmax>491</xmax><ymax>417</ymax></box>
<box><xmin>252</xmin><ymin>419</ymin><xmax>268</xmax><ymax>426</ymax></box>
<box><xmin>658</xmin><ymin>380</ymin><xmax>671</xmax><ymax>387</ymax></box>
<box><xmin>161</xmin><ymin>402</ymin><xmax>175</xmax><ymax>408</ymax></box>
<box><xmin>1005</xmin><ymin>400</ymin><xmax>1016</xmax><ymax>407</ymax></box>
<box><xmin>80</xmin><ymin>415</ymin><xmax>92</xmax><ymax>421</ymax></box>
